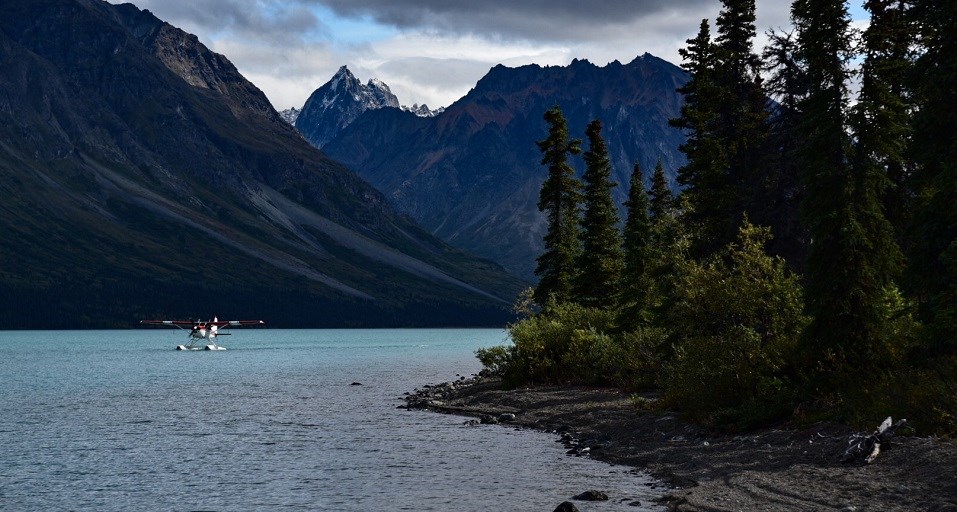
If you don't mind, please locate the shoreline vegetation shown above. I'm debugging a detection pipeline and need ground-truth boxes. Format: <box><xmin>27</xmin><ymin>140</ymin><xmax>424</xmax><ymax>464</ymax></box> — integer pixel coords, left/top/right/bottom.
<box><xmin>501</xmin><ymin>0</ymin><xmax>956</xmax><ymax>448</ymax></box>
<box><xmin>429</xmin><ymin>0</ymin><xmax>956</xmax><ymax>504</ymax></box>
<box><xmin>405</xmin><ymin>376</ymin><xmax>957</xmax><ymax>511</ymax></box>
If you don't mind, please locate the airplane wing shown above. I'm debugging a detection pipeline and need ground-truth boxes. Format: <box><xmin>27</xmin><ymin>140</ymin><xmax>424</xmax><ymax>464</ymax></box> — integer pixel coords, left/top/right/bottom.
<box><xmin>140</xmin><ymin>320</ymin><xmax>196</xmax><ymax>326</ymax></box>
<box><xmin>210</xmin><ymin>320</ymin><xmax>265</xmax><ymax>328</ymax></box>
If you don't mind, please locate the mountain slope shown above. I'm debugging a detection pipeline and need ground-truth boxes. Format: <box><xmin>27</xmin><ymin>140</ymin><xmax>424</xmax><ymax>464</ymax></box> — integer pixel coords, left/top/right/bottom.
<box><xmin>321</xmin><ymin>57</ymin><xmax>688</xmax><ymax>278</ymax></box>
<box><xmin>0</xmin><ymin>0</ymin><xmax>523</xmax><ymax>328</ymax></box>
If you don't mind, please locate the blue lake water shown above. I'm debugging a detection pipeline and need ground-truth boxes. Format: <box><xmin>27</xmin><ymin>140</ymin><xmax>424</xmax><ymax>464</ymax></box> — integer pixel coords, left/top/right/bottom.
<box><xmin>0</xmin><ymin>329</ymin><xmax>661</xmax><ymax>511</ymax></box>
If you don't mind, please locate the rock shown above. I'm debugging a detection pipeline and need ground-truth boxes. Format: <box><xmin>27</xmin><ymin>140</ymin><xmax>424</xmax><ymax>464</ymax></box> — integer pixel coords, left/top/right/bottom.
<box><xmin>553</xmin><ymin>501</ymin><xmax>580</xmax><ymax>512</ymax></box>
<box><xmin>573</xmin><ymin>490</ymin><xmax>609</xmax><ymax>501</ymax></box>
<box><xmin>656</xmin><ymin>494</ymin><xmax>689</xmax><ymax>508</ymax></box>
<box><xmin>463</xmin><ymin>419</ymin><xmax>480</xmax><ymax>426</ymax></box>
<box><xmin>498</xmin><ymin>413</ymin><xmax>516</xmax><ymax>422</ymax></box>
<box><xmin>480</xmin><ymin>414</ymin><xmax>498</xmax><ymax>425</ymax></box>
<box><xmin>403</xmin><ymin>395</ymin><xmax>432</xmax><ymax>410</ymax></box>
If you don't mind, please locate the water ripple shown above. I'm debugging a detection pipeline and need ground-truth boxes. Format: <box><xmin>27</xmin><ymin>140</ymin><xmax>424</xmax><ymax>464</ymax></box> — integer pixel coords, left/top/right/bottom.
<box><xmin>0</xmin><ymin>329</ymin><xmax>661</xmax><ymax>511</ymax></box>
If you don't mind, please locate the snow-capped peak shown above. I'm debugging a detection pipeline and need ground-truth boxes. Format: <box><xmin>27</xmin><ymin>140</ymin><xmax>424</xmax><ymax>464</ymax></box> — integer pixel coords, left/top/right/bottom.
<box><xmin>329</xmin><ymin>65</ymin><xmax>356</xmax><ymax>91</ymax></box>
<box><xmin>401</xmin><ymin>103</ymin><xmax>445</xmax><ymax>117</ymax></box>
<box><xmin>368</xmin><ymin>78</ymin><xmax>391</xmax><ymax>93</ymax></box>
<box><xmin>279</xmin><ymin>106</ymin><xmax>300</xmax><ymax>125</ymax></box>
<box><xmin>294</xmin><ymin>65</ymin><xmax>401</xmax><ymax>148</ymax></box>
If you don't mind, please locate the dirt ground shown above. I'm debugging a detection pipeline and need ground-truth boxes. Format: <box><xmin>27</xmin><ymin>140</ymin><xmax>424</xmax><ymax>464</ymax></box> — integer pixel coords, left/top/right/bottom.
<box><xmin>405</xmin><ymin>377</ymin><xmax>957</xmax><ymax>511</ymax></box>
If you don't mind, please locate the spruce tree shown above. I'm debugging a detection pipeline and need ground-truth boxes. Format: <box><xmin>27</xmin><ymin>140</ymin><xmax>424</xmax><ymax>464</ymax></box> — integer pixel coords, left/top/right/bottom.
<box><xmin>762</xmin><ymin>29</ymin><xmax>807</xmax><ymax>115</ymax></box>
<box><xmin>908</xmin><ymin>0</ymin><xmax>957</xmax><ymax>357</ymax></box>
<box><xmin>714</xmin><ymin>0</ymin><xmax>769</xmax><ymax>243</ymax></box>
<box><xmin>575</xmin><ymin>119</ymin><xmax>624</xmax><ymax>308</ymax></box>
<box><xmin>672</xmin><ymin>1</ymin><xmax>768</xmax><ymax>257</ymax></box>
<box><xmin>848</xmin><ymin>0</ymin><xmax>910</xmax><ymax>283</ymax></box>
<box><xmin>671</xmin><ymin>20</ymin><xmax>726</xmax><ymax>254</ymax></box>
<box><xmin>760</xmin><ymin>29</ymin><xmax>810</xmax><ymax>267</ymax></box>
<box><xmin>619</xmin><ymin>163</ymin><xmax>651</xmax><ymax>327</ymax></box>
<box><xmin>854</xmin><ymin>0</ymin><xmax>917</xmax><ymax>237</ymax></box>
<box><xmin>794</xmin><ymin>0</ymin><xmax>900</xmax><ymax>382</ymax></box>
<box><xmin>648</xmin><ymin>160</ymin><xmax>674</xmax><ymax>221</ymax></box>
<box><xmin>535</xmin><ymin>105</ymin><xmax>583</xmax><ymax>305</ymax></box>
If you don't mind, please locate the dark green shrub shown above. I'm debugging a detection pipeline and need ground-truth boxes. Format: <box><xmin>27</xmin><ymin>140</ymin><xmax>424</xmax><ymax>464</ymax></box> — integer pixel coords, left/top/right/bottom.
<box><xmin>614</xmin><ymin>327</ymin><xmax>672</xmax><ymax>389</ymax></box>
<box><xmin>560</xmin><ymin>327</ymin><xmax>619</xmax><ymax>386</ymax></box>
<box><xmin>500</xmin><ymin>302</ymin><xmax>616</xmax><ymax>386</ymax></box>
<box><xmin>664</xmin><ymin>221</ymin><xmax>807</xmax><ymax>427</ymax></box>
<box><xmin>835</xmin><ymin>287</ymin><xmax>957</xmax><ymax>436</ymax></box>
<box><xmin>475</xmin><ymin>345</ymin><xmax>514</xmax><ymax>377</ymax></box>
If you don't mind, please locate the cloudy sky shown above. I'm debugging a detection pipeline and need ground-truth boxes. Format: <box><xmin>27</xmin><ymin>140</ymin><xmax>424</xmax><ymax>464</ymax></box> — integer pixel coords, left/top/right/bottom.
<box><xmin>118</xmin><ymin>0</ymin><xmax>869</xmax><ymax>111</ymax></box>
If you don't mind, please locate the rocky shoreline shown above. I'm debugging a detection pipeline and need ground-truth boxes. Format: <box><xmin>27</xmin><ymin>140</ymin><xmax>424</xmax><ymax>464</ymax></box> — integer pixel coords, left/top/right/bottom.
<box><xmin>401</xmin><ymin>376</ymin><xmax>957</xmax><ymax>511</ymax></box>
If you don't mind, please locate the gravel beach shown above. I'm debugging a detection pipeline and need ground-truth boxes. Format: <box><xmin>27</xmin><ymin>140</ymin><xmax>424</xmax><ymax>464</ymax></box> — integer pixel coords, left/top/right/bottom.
<box><xmin>404</xmin><ymin>377</ymin><xmax>957</xmax><ymax>511</ymax></box>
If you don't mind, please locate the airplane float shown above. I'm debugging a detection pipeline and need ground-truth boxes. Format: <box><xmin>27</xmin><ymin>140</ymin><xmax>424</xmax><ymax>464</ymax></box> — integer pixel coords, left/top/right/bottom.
<box><xmin>140</xmin><ymin>317</ymin><xmax>264</xmax><ymax>350</ymax></box>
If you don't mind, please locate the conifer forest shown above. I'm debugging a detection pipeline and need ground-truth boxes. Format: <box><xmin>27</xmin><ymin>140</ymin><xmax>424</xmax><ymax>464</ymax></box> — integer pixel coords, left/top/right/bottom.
<box><xmin>478</xmin><ymin>0</ymin><xmax>956</xmax><ymax>435</ymax></box>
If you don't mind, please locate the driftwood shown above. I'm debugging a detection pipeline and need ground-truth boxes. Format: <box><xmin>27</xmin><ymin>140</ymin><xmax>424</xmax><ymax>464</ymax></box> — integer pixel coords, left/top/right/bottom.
<box><xmin>842</xmin><ymin>416</ymin><xmax>907</xmax><ymax>464</ymax></box>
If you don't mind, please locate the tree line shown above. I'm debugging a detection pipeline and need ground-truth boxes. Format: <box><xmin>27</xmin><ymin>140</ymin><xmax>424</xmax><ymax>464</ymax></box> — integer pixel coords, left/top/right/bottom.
<box><xmin>478</xmin><ymin>0</ymin><xmax>955</xmax><ymax>433</ymax></box>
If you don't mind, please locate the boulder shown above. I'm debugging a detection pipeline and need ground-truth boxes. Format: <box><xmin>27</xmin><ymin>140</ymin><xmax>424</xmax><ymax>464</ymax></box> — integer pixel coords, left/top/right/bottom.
<box><xmin>553</xmin><ymin>501</ymin><xmax>580</xmax><ymax>512</ymax></box>
<box><xmin>573</xmin><ymin>490</ymin><xmax>609</xmax><ymax>501</ymax></box>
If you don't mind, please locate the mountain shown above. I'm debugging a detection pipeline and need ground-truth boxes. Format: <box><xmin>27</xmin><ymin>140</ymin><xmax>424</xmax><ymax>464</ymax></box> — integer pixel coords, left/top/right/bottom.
<box><xmin>294</xmin><ymin>66</ymin><xmax>401</xmax><ymax>149</ymax></box>
<box><xmin>320</xmin><ymin>56</ymin><xmax>689</xmax><ymax>278</ymax></box>
<box><xmin>0</xmin><ymin>0</ymin><xmax>523</xmax><ymax>328</ymax></box>
<box><xmin>402</xmin><ymin>103</ymin><xmax>445</xmax><ymax>117</ymax></box>
<box><xmin>293</xmin><ymin>69</ymin><xmax>448</xmax><ymax>148</ymax></box>
<box><xmin>279</xmin><ymin>106</ymin><xmax>301</xmax><ymax>125</ymax></box>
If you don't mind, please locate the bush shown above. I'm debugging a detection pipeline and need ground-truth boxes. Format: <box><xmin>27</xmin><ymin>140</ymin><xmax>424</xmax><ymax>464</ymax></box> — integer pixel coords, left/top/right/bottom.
<box><xmin>475</xmin><ymin>345</ymin><xmax>513</xmax><ymax>377</ymax></box>
<box><xmin>478</xmin><ymin>302</ymin><xmax>671</xmax><ymax>388</ymax></box>
<box><xmin>497</xmin><ymin>302</ymin><xmax>617</xmax><ymax>386</ymax></box>
<box><xmin>610</xmin><ymin>327</ymin><xmax>670</xmax><ymax>389</ymax></box>
<box><xmin>837</xmin><ymin>287</ymin><xmax>956</xmax><ymax>435</ymax></box>
<box><xmin>663</xmin><ymin>221</ymin><xmax>807</xmax><ymax>427</ymax></box>
<box><xmin>560</xmin><ymin>328</ymin><xmax>619</xmax><ymax>386</ymax></box>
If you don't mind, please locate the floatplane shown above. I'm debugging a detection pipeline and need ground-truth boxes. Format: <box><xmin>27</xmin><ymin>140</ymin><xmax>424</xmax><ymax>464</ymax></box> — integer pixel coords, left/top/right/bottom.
<box><xmin>140</xmin><ymin>317</ymin><xmax>264</xmax><ymax>350</ymax></box>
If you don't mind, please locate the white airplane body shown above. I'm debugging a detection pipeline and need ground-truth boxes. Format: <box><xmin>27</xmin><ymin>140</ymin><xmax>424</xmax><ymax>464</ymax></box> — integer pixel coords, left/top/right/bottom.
<box><xmin>141</xmin><ymin>317</ymin><xmax>264</xmax><ymax>350</ymax></box>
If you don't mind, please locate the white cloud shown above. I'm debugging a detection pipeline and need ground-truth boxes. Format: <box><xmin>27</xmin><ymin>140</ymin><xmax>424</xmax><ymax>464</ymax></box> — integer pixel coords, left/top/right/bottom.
<box><xmin>345</xmin><ymin>33</ymin><xmax>572</xmax><ymax>107</ymax></box>
<box><xmin>117</xmin><ymin>0</ymin><xmax>848</xmax><ymax>111</ymax></box>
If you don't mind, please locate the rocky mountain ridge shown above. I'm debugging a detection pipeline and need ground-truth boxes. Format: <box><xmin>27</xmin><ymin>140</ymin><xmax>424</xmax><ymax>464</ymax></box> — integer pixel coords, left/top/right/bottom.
<box><xmin>294</xmin><ymin>66</ymin><xmax>401</xmax><ymax>148</ymax></box>
<box><xmin>292</xmin><ymin>67</ymin><xmax>447</xmax><ymax>141</ymax></box>
<box><xmin>0</xmin><ymin>0</ymin><xmax>522</xmax><ymax>328</ymax></box>
<box><xmin>402</xmin><ymin>103</ymin><xmax>445</xmax><ymax>117</ymax></box>
<box><xmin>320</xmin><ymin>56</ymin><xmax>689</xmax><ymax>278</ymax></box>
<box><xmin>279</xmin><ymin>106</ymin><xmax>301</xmax><ymax>124</ymax></box>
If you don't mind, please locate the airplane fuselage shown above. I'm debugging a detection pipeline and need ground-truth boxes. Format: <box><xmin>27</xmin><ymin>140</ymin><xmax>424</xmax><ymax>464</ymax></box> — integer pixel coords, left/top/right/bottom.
<box><xmin>190</xmin><ymin>325</ymin><xmax>217</xmax><ymax>339</ymax></box>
